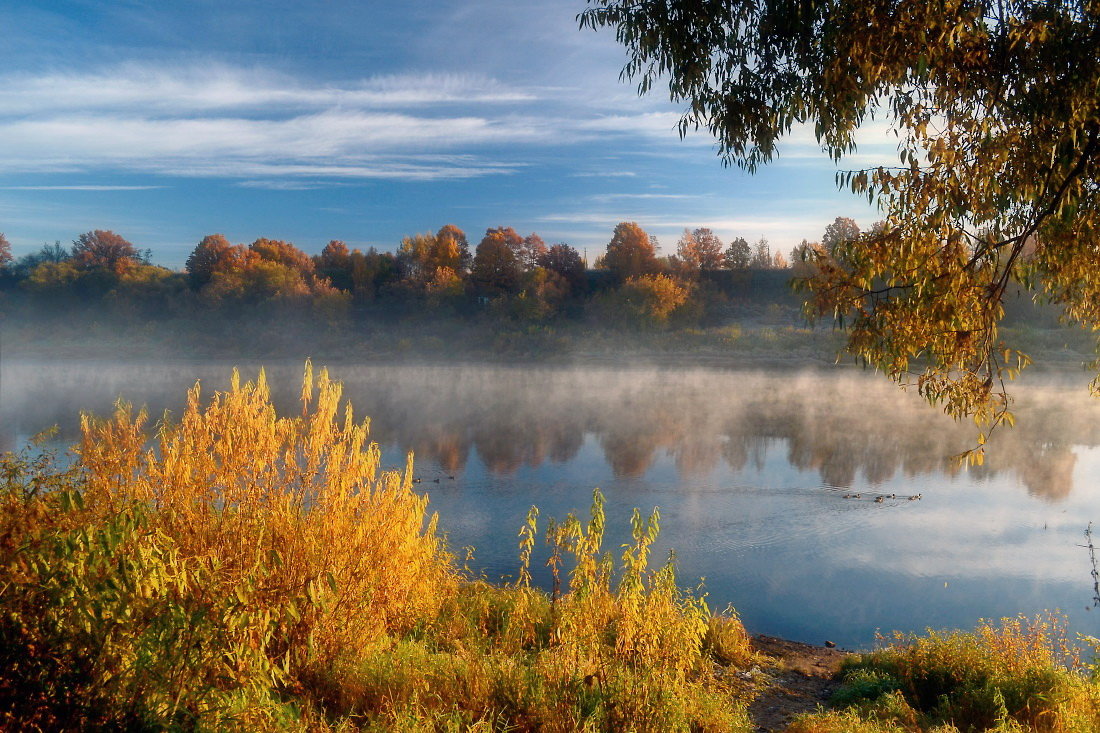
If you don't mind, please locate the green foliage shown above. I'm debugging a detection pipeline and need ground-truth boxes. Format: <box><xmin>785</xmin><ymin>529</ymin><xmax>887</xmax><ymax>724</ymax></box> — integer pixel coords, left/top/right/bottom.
<box><xmin>798</xmin><ymin>615</ymin><xmax>1100</xmax><ymax>732</ymax></box>
<box><xmin>0</xmin><ymin>448</ymin><xmax>296</xmax><ymax>730</ymax></box>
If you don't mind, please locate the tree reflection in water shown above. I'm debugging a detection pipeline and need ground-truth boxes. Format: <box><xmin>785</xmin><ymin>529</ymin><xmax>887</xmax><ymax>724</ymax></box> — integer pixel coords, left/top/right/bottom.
<box><xmin>3</xmin><ymin>362</ymin><xmax>1098</xmax><ymax>502</ymax></box>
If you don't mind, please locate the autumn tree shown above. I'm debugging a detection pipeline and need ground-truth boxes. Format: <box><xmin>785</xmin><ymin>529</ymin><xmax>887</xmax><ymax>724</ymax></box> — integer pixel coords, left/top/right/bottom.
<box><xmin>185</xmin><ymin>234</ymin><xmax>238</xmax><ymax>289</ymax></box>
<box><xmin>789</xmin><ymin>240</ymin><xmax>823</xmax><ymax>278</ymax></box>
<box><xmin>471</xmin><ymin>229</ymin><xmax>521</xmax><ymax>295</ymax></box>
<box><xmin>723</xmin><ymin>237</ymin><xmax>751</xmax><ymax>269</ymax></box>
<box><xmin>676</xmin><ymin>227</ymin><xmax>724</xmax><ymax>271</ymax></box>
<box><xmin>581</xmin><ymin>0</ymin><xmax>1100</xmax><ymax>437</ymax></box>
<box><xmin>538</xmin><ymin>242</ymin><xmax>586</xmax><ymax>288</ymax></box>
<box><xmin>71</xmin><ymin>230</ymin><xmax>145</xmax><ymax>273</ymax></box>
<box><xmin>602</xmin><ymin>221</ymin><xmax>659</xmax><ymax>281</ymax></box>
<box><xmin>204</xmin><ymin>259</ymin><xmax>310</xmax><ymax>305</ymax></box>
<box><xmin>348</xmin><ymin>247</ymin><xmax>399</xmax><ymax>300</ymax></box>
<box><xmin>517</xmin><ymin>233</ymin><xmax>548</xmax><ymax>272</ymax></box>
<box><xmin>0</xmin><ymin>233</ymin><xmax>11</xmax><ymax>270</ymax></box>
<box><xmin>477</xmin><ymin>226</ymin><xmax>547</xmax><ymax>273</ymax></box>
<box><xmin>435</xmin><ymin>224</ymin><xmax>470</xmax><ymax>273</ymax></box>
<box><xmin>249</xmin><ymin>238</ymin><xmax>315</xmax><ymax>277</ymax></box>
<box><xmin>316</xmin><ymin>240</ymin><xmax>354</xmax><ymax>291</ymax></box>
<box><xmin>396</xmin><ymin>232</ymin><xmax>437</xmax><ymax>286</ymax></box>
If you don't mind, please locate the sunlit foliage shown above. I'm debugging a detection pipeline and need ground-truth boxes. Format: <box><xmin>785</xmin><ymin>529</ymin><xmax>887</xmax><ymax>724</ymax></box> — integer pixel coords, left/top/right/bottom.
<box><xmin>185</xmin><ymin>234</ymin><xmax>238</xmax><ymax>289</ymax></box>
<box><xmin>602</xmin><ymin>221</ymin><xmax>659</xmax><ymax>281</ymax></box>
<box><xmin>71</xmin><ymin>230</ymin><xmax>146</xmax><ymax>274</ymax></box>
<box><xmin>677</xmin><ymin>227</ymin><xmax>726</xmax><ymax>272</ymax></box>
<box><xmin>614</xmin><ymin>273</ymin><xmax>691</xmax><ymax>326</ymax></box>
<box><xmin>791</xmin><ymin>614</ymin><xmax>1100</xmax><ymax>732</ymax></box>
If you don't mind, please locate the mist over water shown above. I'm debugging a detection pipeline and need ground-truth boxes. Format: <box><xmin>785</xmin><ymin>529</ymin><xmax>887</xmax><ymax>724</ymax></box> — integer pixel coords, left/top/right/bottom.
<box><xmin>3</xmin><ymin>359</ymin><xmax>1099</xmax><ymax>648</ymax></box>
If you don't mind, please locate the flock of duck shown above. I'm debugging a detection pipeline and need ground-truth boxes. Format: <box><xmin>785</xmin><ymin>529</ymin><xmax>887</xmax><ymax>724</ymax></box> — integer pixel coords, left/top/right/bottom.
<box><xmin>841</xmin><ymin>492</ymin><xmax>922</xmax><ymax>502</ymax></box>
<box><xmin>411</xmin><ymin>476</ymin><xmax>456</xmax><ymax>484</ymax></box>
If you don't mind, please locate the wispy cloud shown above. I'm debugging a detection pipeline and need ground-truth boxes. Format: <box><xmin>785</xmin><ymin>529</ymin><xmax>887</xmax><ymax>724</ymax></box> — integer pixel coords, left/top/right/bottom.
<box><xmin>0</xmin><ymin>185</ymin><xmax>165</xmax><ymax>191</ymax></box>
<box><xmin>0</xmin><ymin>65</ymin><xmax>535</xmax><ymax>116</ymax></box>
<box><xmin>534</xmin><ymin>211</ymin><xmax>868</xmax><ymax>248</ymax></box>
<box><xmin>589</xmin><ymin>193</ymin><xmax>696</xmax><ymax>202</ymax></box>
<box><xmin>571</xmin><ymin>171</ymin><xmax>637</xmax><ymax>178</ymax></box>
<box><xmin>0</xmin><ymin>64</ymin><xmax>691</xmax><ymax>183</ymax></box>
<box><xmin>235</xmin><ymin>180</ymin><xmax>329</xmax><ymax>191</ymax></box>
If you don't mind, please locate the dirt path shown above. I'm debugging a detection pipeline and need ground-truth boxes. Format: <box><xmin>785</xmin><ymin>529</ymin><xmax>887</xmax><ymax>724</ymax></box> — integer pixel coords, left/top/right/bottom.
<box><xmin>747</xmin><ymin>635</ymin><xmax>850</xmax><ymax>732</ymax></box>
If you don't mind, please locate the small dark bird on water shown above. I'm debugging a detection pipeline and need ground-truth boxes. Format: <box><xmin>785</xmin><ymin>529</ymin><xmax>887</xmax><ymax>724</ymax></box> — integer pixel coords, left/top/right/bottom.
<box><xmin>412</xmin><ymin>478</ymin><xmax>422</xmax><ymax>484</ymax></box>
<box><xmin>432</xmin><ymin>478</ymin><xmax>440</xmax><ymax>483</ymax></box>
<box><xmin>874</xmin><ymin>496</ymin><xmax>885</xmax><ymax>503</ymax></box>
<box><xmin>447</xmin><ymin>475</ymin><xmax>456</xmax><ymax>480</ymax></box>
<box><xmin>908</xmin><ymin>494</ymin><xmax>922</xmax><ymax>500</ymax></box>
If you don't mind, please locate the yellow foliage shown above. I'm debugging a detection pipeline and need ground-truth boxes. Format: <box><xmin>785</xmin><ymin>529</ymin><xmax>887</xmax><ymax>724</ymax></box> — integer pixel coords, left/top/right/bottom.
<box><xmin>618</xmin><ymin>273</ymin><xmax>691</xmax><ymax>325</ymax></box>
<box><xmin>77</xmin><ymin>361</ymin><xmax>454</xmax><ymax>663</ymax></box>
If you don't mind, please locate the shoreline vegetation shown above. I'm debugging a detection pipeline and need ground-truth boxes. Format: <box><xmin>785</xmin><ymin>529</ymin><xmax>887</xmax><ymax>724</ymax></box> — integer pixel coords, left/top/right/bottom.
<box><xmin>3</xmin><ymin>364</ymin><xmax>1099</xmax><ymax>731</ymax></box>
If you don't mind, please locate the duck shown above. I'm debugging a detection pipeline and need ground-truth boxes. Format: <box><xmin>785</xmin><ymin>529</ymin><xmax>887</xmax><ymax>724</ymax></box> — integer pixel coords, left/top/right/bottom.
<box><xmin>874</xmin><ymin>495</ymin><xmax>885</xmax><ymax>503</ymax></box>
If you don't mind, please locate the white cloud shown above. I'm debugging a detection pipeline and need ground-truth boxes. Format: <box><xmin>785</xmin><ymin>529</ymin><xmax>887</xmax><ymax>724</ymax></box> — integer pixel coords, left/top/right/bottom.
<box><xmin>0</xmin><ymin>64</ymin><xmax>696</xmax><ymax>182</ymax></box>
<box><xmin>0</xmin><ymin>65</ymin><xmax>535</xmax><ymax>116</ymax></box>
<box><xmin>0</xmin><ymin>62</ymin><xmax>896</xmax><ymax>187</ymax></box>
<box><xmin>571</xmin><ymin>171</ymin><xmax>637</xmax><ymax>178</ymax></box>
<box><xmin>0</xmin><ymin>185</ymin><xmax>164</xmax><ymax>191</ymax></box>
<box><xmin>589</xmin><ymin>193</ymin><xmax>696</xmax><ymax>202</ymax></box>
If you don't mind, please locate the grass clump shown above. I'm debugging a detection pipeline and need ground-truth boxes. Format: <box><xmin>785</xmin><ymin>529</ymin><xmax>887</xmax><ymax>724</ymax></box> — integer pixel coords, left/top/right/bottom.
<box><xmin>791</xmin><ymin>615</ymin><xmax>1100</xmax><ymax>732</ymax></box>
<box><xmin>0</xmin><ymin>362</ymin><xmax>756</xmax><ymax>730</ymax></box>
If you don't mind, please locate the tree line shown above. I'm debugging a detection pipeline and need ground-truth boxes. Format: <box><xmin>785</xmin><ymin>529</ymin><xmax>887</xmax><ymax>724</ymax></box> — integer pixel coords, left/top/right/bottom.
<box><xmin>0</xmin><ymin>217</ymin><xmax>861</xmax><ymax>327</ymax></box>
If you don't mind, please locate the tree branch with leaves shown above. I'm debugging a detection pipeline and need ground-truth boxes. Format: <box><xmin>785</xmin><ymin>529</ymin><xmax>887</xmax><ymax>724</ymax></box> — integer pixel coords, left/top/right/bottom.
<box><xmin>581</xmin><ymin>0</ymin><xmax>1100</xmax><ymax>459</ymax></box>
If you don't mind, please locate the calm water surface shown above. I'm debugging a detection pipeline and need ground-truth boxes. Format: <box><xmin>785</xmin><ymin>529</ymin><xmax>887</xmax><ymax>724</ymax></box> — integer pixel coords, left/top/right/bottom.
<box><xmin>3</xmin><ymin>359</ymin><xmax>1099</xmax><ymax>650</ymax></box>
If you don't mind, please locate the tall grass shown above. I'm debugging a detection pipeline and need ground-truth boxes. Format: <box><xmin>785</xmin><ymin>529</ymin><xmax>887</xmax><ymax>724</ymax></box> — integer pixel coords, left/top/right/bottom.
<box><xmin>1</xmin><ymin>363</ymin><xmax>756</xmax><ymax>730</ymax></box>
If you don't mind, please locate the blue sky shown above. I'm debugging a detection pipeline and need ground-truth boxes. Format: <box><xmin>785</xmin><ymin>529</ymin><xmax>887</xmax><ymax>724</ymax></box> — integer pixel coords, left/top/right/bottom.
<box><xmin>0</xmin><ymin>0</ymin><xmax>889</xmax><ymax>268</ymax></box>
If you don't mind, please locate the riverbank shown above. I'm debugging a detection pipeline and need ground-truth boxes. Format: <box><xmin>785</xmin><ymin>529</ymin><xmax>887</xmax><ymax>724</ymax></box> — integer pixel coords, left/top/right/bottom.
<box><xmin>3</xmin><ymin>304</ymin><xmax>1096</xmax><ymax>373</ymax></box>
<box><xmin>748</xmin><ymin>636</ymin><xmax>848</xmax><ymax>732</ymax></box>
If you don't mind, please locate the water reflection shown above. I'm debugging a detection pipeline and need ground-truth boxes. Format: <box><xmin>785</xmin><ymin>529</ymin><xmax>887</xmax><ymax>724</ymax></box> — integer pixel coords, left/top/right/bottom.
<box><xmin>2</xmin><ymin>362</ymin><xmax>1100</xmax><ymax>502</ymax></box>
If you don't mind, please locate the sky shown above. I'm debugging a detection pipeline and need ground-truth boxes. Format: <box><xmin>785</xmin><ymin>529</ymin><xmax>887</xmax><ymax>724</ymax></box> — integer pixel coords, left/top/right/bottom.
<box><xmin>0</xmin><ymin>0</ymin><xmax>893</xmax><ymax>268</ymax></box>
